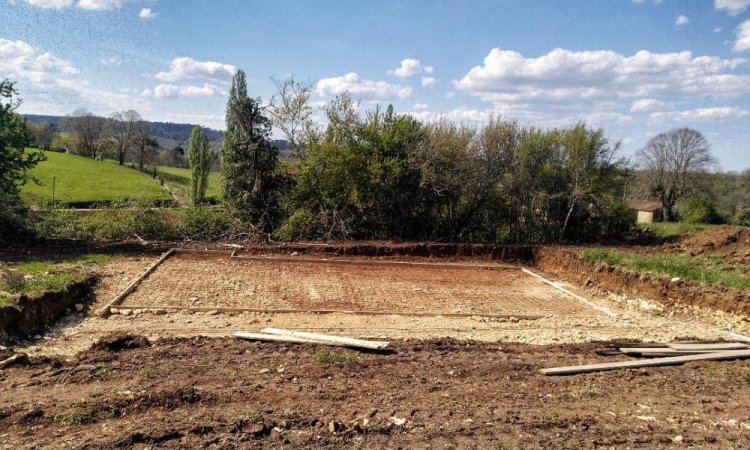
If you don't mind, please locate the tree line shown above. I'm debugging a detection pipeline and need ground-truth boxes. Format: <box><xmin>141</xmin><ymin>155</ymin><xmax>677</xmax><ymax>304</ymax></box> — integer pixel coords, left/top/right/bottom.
<box><xmin>217</xmin><ymin>71</ymin><xmax>632</xmax><ymax>243</ymax></box>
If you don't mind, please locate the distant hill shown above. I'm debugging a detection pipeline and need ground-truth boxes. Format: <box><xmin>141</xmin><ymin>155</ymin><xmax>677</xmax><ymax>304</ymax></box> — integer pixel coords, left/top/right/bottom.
<box><xmin>22</xmin><ymin>114</ymin><xmax>289</xmax><ymax>153</ymax></box>
<box><xmin>22</xmin><ymin>114</ymin><xmax>224</xmax><ymax>149</ymax></box>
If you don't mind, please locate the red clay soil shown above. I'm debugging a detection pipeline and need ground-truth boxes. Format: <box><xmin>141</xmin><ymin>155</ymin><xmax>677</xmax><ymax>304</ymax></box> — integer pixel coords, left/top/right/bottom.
<box><xmin>535</xmin><ymin>247</ymin><xmax>750</xmax><ymax>316</ymax></box>
<box><xmin>2</xmin><ymin>335</ymin><xmax>749</xmax><ymax>449</ymax></box>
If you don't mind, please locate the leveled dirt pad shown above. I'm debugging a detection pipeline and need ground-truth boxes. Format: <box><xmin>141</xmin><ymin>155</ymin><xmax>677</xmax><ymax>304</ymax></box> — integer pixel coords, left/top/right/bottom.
<box><xmin>121</xmin><ymin>252</ymin><xmax>601</xmax><ymax>318</ymax></box>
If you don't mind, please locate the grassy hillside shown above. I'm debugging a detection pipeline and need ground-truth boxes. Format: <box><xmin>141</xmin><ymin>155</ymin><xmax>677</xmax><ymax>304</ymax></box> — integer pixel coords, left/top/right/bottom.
<box><xmin>156</xmin><ymin>166</ymin><xmax>221</xmax><ymax>205</ymax></box>
<box><xmin>21</xmin><ymin>150</ymin><xmax>170</xmax><ymax>207</ymax></box>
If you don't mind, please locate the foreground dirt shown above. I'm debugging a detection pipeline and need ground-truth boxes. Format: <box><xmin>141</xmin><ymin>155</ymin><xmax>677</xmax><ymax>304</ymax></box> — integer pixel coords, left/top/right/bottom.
<box><xmin>2</xmin><ymin>336</ymin><xmax>749</xmax><ymax>449</ymax></box>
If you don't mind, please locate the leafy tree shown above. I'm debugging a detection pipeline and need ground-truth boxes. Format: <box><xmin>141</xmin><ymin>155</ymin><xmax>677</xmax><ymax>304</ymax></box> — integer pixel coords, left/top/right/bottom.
<box><xmin>65</xmin><ymin>109</ymin><xmax>106</xmax><ymax>158</ymax></box>
<box><xmin>636</xmin><ymin>128</ymin><xmax>714</xmax><ymax>221</ymax></box>
<box><xmin>0</xmin><ymin>80</ymin><xmax>45</xmax><ymax>235</ymax></box>
<box><xmin>25</xmin><ymin>121</ymin><xmax>55</xmax><ymax>150</ymax></box>
<box><xmin>269</xmin><ymin>75</ymin><xmax>315</xmax><ymax>157</ymax></box>
<box><xmin>187</xmin><ymin>126</ymin><xmax>212</xmax><ymax>205</ymax></box>
<box><xmin>221</xmin><ymin>69</ymin><xmax>280</xmax><ymax>230</ymax></box>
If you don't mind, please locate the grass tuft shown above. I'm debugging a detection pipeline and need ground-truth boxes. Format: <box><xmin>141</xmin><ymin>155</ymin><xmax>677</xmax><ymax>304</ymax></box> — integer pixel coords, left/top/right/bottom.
<box><xmin>313</xmin><ymin>350</ymin><xmax>359</xmax><ymax>365</ymax></box>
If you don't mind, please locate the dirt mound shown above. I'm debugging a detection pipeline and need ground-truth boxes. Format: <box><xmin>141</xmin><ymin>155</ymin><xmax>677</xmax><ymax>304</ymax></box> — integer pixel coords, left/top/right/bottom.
<box><xmin>92</xmin><ymin>334</ymin><xmax>151</xmax><ymax>352</ymax></box>
<box><xmin>679</xmin><ymin>226</ymin><xmax>750</xmax><ymax>256</ymax></box>
<box><xmin>1</xmin><ymin>337</ymin><xmax>748</xmax><ymax>448</ymax></box>
<box><xmin>0</xmin><ymin>264</ymin><xmax>22</xmax><ymax>286</ymax></box>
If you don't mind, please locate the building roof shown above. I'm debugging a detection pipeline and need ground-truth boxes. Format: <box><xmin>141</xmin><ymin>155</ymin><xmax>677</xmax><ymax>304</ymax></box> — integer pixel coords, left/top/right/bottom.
<box><xmin>627</xmin><ymin>199</ymin><xmax>662</xmax><ymax>212</ymax></box>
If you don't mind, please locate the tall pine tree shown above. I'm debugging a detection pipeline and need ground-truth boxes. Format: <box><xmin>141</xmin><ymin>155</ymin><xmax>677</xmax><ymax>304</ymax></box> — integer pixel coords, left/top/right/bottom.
<box><xmin>220</xmin><ymin>70</ymin><xmax>280</xmax><ymax>231</ymax></box>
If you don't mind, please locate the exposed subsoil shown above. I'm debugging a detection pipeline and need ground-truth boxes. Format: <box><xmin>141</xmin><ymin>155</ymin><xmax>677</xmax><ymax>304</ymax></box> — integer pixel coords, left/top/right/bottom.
<box><xmin>1</xmin><ymin>335</ymin><xmax>749</xmax><ymax>449</ymax></box>
<box><xmin>121</xmin><ymin>253</ymin><xmax>597</xmax><ymax>317</ymax></box>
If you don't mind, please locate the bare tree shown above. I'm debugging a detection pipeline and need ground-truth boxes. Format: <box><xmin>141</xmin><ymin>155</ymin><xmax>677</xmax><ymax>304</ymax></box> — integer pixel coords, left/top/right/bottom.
<box><xmin>130</xmin><ymin>121</ymin><xmax>158</xmax><ymax>171</ymax></box>
<box><xmin>636</xmin><ymin>128</ymin><xmax>714</xmax><ymax>221</ymax></box>
<box><xmin>268</xmin><ymin>75</ymin><xmax>315</xmax><ymax>156</ymax></box>
<box><xmin>109</xmin><ymin>110</ymin><xmax>141</xmax><ymax>165</ymax></box>
<box><xmin>65</xmin><ymin>109</ymin><xmax>106</xmax><ymax>159</ymax></box>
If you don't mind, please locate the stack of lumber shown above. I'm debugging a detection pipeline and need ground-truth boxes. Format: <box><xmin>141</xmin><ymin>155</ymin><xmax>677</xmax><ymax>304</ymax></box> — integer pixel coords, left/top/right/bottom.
<box><xmin>542</xmin><ymin>341</ymin><xmax>750</xmax><ymax>376</ymax></box>
<box><xmin>234</xmin><ymin>328</ymin><xmax>390</xmax><ymax>351</ymax></box>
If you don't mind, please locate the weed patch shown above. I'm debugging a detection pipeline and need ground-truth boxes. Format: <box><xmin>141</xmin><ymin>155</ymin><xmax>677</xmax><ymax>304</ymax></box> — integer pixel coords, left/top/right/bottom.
<box><xmin>582</xmin><ymin>249</ymin><xmax>750</xmax><ymax>291</ymax></box>
<box><xmin>313</xmin><ymin>350</ymin><xmax>359</xmax><ymax>365</ymax></box>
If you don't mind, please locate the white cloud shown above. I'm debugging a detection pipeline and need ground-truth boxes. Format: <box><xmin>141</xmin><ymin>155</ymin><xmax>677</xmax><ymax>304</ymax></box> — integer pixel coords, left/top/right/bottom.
<box><xmin>316</xmin><ymin>73</ymin><xmax>412</xmax><ymax>100</ymax></box>
<box><xmin>735</xmin><ymin>20</ymin><xmax>750</xmax><ymax>52</ymax></box>
<box><xmin>715</xmin><ymin>27</ymin><xmax>724</xmax><ymax>33</ymax></box>
<box><xmin>630</xmin><ymin>98</ymin><xmax>666</xmax><ymax>112</ymax></box>
<box><xmin>76</xmin><ymin>0</ymin><xmax>131</xmax><ymax>10</ymax></box>
<box><xmin>389</xmin><ymin>58</ymin><xmax>433</xmax><ymax>78</ymax></box>
<box><xmin>146</xmin><ymin>83</ymin><xmax>226</xmax><ymax>99</ymax></box>
<box><xmin>456</xmin><ymin>48</ymin><xmax>750</xmax><ymax>106</ymax></box>
<box><xmin>675</xmin><ymin>15</ymin><xmax>689</xmax><ymax>26</ymax></box>
<box><xmin>649</xmin><ymin>106</ymin><xmax>748</xmax><ymax>123</ymax></box>
<box><xmin>100</xmin><ymin>57</ymin><xmax>122</xmax><ymax>65</ymax></box>
<box><xmin>715</xmin><ymin>0</ymin><xmax>750</xmax><ymax>16</ymax></box>
<box><xmin>138</xmin><ymin>7</ymin><xmax>156</xmax><ymax>19</ymax></box>
<box><xmin>421</xmin><ymin>76</ymin><xmax>437</xmax><ymax>87</ymax></box>
<box><xmin>23</xmin><ymin>0</ymin><xmax>73</xmax><ymax>8</ymax></box>
<box><xmin>154</xmin><ymin>57</ymin><xmax>236</xmax><ymax>82</ymax></box>
<box><xmin>413</xmin><ymin>103</ymin><xmax>429</xmax><ymax>110</ymax></box>
<box><xmin>0</xmin><ymin>38</ymin><xmax>149</xmax><ymax>114</ymax></box>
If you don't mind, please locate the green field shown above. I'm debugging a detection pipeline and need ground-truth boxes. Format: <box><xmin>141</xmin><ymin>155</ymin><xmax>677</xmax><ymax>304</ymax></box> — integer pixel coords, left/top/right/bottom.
<box><xmin>155</xmin><ymin>166</ymin><xmax>221</xmax><ymax>205</ymax></box>
<box><xmin>22</xmin><ymin>150</ymin><xmax>170</xmax><ymax>207</ymax></box>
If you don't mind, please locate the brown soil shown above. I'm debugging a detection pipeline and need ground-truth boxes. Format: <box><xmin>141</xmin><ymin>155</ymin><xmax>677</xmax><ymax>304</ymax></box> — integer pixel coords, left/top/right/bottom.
<box><xmin>0</xmin><ymin>276</ymin><xmax>96</xmax><ymax>342</ymax></box>
<box><xmin>1</xmin><ymin>335</ymin><xmax>749</xmax><ymax>449</ymax></box>
<box><xmin>536</xmin><ymin>247</ymin><xmax>750</xmax><ymax>316</ymax></box>
<box><xmin>121</xmin><ymin>253</ymin><xmax>597</xmax><ymax>317</ymax></box>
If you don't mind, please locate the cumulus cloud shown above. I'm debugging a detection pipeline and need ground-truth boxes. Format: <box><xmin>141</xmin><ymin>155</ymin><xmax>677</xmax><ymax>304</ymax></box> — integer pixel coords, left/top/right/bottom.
<box><xmin>421</xmin><ymin>76</ymin><xmax>437</xmax><ymax>87</ymax></box>
<box><xmin>735</xmin><ymin>20</ymin><xmax>750</xmax><ymax>52</ymax></box>
<box><xmin>649</xmin><ymin>106</ymin><xmax>748</xmax><ymax>123</ymax></box>
<box><xmin>22</xmin><ymin>0</ymin><xmax>73</xmax><ymax>8</ymax></box>
<box><xmin>154</xmin><ymin>57</ymin><xmax>236</xmax><ymax>82</ymax></box>
<box><xmin>316</xmin><ymin>73</ymin><xmax>412</xmax><ymax>100</ymax></box>
<box><xmin>22</xmin><ymin>0</ymin><xmax>143</xmax><ymax>10</ymax></box>
<box><xmin>675</xmin><ymin>15</ymin><xmax>689</xmax><ymax>26</ymax></box>
<box><xmin>413</xmin><ymin>103</ymin><xmax>429</xmax><ymax>110</ymax></box>
<box><xmin>138</xmin><ymin>7</ymin><xmax>156</xmax><ymax>19</ymax></box>
<box><xmin>455</xmin><ymin>48</ymin><xmax>750</xmax><ymax>105</ymax></box>
<box><xmin>715</xmin><ymin>0</ymin><xmax>750</xmax><ymax>16</ymax></box>
<box><xmin>0</xmin><ymin>38</ymin><xmax>148</xmax><ymax>114</ymax></box>
<box><xmin>389</xmin><ymin>58</ymin><xmax>433</xmax><ymax>78</ymax></box>
<box><xmin>144</xmin><ymin>83</ymin><xmax>226</xmax><ymax>99</ymax></box>
<box><xmin>76</xmin><ymin>0</ymin><xmax>132</xmax><ymax>10</ymax></box>
<box><xmin>630</xmin><ymin>98</ymin><xmax>666</xmax><ymax>112</ymax></box>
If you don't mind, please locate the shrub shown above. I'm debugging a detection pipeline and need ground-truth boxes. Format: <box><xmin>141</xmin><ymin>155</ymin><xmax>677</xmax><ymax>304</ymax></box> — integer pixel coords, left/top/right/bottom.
<box><xmin>680</xmin><ymin>196</ymin><xmax>726</xmax><ymax>224</ymax></box>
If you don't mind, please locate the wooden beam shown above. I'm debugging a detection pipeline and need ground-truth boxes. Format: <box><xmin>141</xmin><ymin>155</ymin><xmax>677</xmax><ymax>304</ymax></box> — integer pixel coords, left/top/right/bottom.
<box><xmin>231</xmin><ymin>254</ymin><xmax>518</xmax><ymax>271</ymax></box>
<box><xmin>667</xmin><ymin>342</ymin><xmax>748</xmax><ymax>351</ymax></box>
<box><xmin>234</xmin><ymin>332</ymin><xmax>326</xmax><ymax>345</ymax></box>
<box><xmin>723</xmin><ymin>332</ymin><xmax>750</xmax><ymax>344</ymax></box>
<box><xmin>541</xmin><ymin>349</ymin><xmax>750</xmax><ymax>376</ymax></box>
<box><xmin>97</xmin><ymin>249</ymin><xmax>176</xmax><ymax>318</ymax></box>
<box><xmin>112</xmin><ymin>304</ymin><xmax>547</xmax><ymax>320</ymax></box>
<box><xmin>261</xmin><ymin>327</ymin><xmax>389</xmax><ymax>350</ymax></box>
<box><xmin>521</xmin><ymin>268</ymin><xmax>617</xmax><ymax>318</ymax></box>
<box><xmin>618</xmin><ymin>348</ymin><xmax>720</xmax><ymax>356</ymax></box>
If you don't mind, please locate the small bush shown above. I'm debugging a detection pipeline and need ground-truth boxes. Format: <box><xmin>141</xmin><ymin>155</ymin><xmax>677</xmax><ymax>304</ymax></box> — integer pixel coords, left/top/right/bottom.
<box><xmin>179</xmin><ymin>207</ymin><xmax>231</xmax><ymax>240</ymax></box>
<box><xmin>680</xmin><ymin>196</ymin><xmax>726</xmax><ymax>225</ymax></box>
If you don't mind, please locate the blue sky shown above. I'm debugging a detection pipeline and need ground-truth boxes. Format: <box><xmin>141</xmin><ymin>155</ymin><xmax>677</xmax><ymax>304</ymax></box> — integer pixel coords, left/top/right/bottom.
<box><xmin>1</xmin><ymin>0</ymin><xmax>749</xmax><ymax>169</ymax></box>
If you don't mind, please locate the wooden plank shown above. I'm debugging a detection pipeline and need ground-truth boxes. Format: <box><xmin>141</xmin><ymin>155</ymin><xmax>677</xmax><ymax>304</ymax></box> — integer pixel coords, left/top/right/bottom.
<box><xmin>541</xmin><ymin>349</ymin><xmax>750</xmax><ymax>376</ymax></box>
<box><xmin>521</xmin><ymin>268</ymin><xmax>617</xmax><ymax>318</ymax></box>
<box><xmin>96</xmin><ymin>249</ymin><xmax>176</xmax><ymax>318</ymax></box>
<box><xmin>261</xmin><ymin>327</ymin><xmax>389</xmax><ymax>350</ymax></box>
<box><xmin>618</xmin><ymin>348</ymin><xmax>717</xmax><ymax>356</ymax></box>
<box><xmin>668</xmin><ymin>342</ymin><xmax>748</xmax><ymax>351</ymax></box>
<box><xmin>234</xmin><ymin>332</ymin><xmax>326</xmax><ymax>345</ymax></box>
<box><xmin>113</xmin><ymin>304</ymin><xmax>547</xmax><ymax>320</ymax></box>
<box><xmin>724</xmin><ymin>332</ymin><xmax>750</xmax><ymax>344</ymax></box>
<box><xmin>231</xmin><ymin>254</ymin><xmax>518</xmax><ymax>271</ymax></box>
